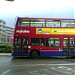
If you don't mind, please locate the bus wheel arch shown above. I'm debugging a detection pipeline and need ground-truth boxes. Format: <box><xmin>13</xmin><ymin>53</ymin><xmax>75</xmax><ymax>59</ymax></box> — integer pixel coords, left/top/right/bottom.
<box><xmin>30</xmin><ymin>49</ymin><xmax>40</xmax><ymax>59</ymax></box>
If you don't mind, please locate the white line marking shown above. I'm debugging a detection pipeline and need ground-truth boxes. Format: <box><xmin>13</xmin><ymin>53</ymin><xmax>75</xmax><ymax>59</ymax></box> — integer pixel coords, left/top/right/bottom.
<box><xmin>51</xmin><ymin>66</ymin><xmax>75</xmax><ymax>74</ymax></box>
<box><xmin>51</xmin><ymin>67</ymin><xmax>72</xmax><ymax>74</ymax></box>
<box><xmin>13</xmin><ymin>63</ymin><xmax>75</xmax><ymax>67</ymax></box>
<box><xmin>1</xmin><ymin>70</ymin><xmax>10</xmax><ymax>75</ymax></box>
<box><xmin>29</xmin><ymin>70</ymin><xmax>47</xmax><ymax>75</ymax></box>
<box><xmin>58</xmin><ymin>66</ymin><xmax>73</xmax><ymax>71</ymax></box>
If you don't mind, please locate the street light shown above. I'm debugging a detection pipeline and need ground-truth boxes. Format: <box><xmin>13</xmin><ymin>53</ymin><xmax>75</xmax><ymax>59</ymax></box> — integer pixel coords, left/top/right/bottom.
<box><xmin>5</xmin><ymin>0</ymin><xmax>14</xmax><ymax>2</ymax></box>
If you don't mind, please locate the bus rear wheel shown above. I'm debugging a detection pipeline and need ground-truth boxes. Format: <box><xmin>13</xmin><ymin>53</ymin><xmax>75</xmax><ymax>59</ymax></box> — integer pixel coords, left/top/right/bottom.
<box><xmin>30</xmin><ymin>50</ymin><xmax>40</xmax><ymax>59</ymax></box>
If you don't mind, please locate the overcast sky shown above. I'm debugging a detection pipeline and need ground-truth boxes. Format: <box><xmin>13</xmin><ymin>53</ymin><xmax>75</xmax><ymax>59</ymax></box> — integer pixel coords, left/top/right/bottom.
<box><xmin>0</xmin><ymin>0</ymin><xmax>75</xmax><ymax>27</ymax></box>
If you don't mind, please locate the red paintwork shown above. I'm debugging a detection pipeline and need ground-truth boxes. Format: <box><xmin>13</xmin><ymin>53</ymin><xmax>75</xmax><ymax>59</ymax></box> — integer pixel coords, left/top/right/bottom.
<box><xmin>13</xmin><ymin>17</ymin><xmax>75</xmax><ymax>52</ymax></box>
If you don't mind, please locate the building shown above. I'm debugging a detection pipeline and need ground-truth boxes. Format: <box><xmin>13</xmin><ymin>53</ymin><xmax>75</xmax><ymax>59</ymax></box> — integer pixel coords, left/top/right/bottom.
<box><xmin>0</xmin><ymin>20</ymin><xmax>14</xmax><ymax>43</ymax></box>
<box><xmin>5</xmin><ymin>26</ymin><xmax>14</xmax><ymax>43</ymax></box>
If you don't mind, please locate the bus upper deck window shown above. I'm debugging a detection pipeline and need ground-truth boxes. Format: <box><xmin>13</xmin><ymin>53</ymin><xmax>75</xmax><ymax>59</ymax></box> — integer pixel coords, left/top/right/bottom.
<box><xmin>30</xmin><ymin>19</ymin><xmax>45</xmax><ymax>27</ymax></box>
<box><xmin>18</xmin><ymin>18</ymin><xmax>29</xmax><ymax>27</ymax></box>
<box><xmin>46</xmin><ymin>20</ymin><xmax>60</xmax><ymax>27</ymax></box>
<box><xmin>61</xmin><ymin>20</ymin><xmax>75</xmax><ymax>27</ymax></box>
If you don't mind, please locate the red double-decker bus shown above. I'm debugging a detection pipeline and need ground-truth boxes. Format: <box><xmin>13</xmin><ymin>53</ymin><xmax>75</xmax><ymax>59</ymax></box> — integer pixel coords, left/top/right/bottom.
<box><xmin>12</xmin><ymin>17</ymin><xmax>75</xmax><ymax>58</ymax></box>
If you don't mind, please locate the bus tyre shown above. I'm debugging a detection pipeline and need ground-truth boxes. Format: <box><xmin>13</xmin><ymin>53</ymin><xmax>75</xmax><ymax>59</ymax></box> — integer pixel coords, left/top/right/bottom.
<box><xmin>31</xmin><ymin>50</ymin><xmax>40</xmax><ymax>59</ymax></box>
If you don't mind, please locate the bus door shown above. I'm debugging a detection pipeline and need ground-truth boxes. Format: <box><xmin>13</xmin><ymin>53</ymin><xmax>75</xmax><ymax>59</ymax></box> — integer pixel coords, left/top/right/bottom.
<box><xmin>14</xmin><ymin>37</ymin><xmax>28</xmax><ymax>56</ymax></box>
<box><xmin>22</xmin><ymin>37</ymin><xmax>28</xmax><ymax>55</ymax></box>
<box><xmin>63</xmin><ymin>38</ymin><xmax>74</xmax><ymax>56</ymax></box>
<box><xmin>15</xmin><ymin>37</ymin><xmax>22</xmax><ymax>56</ymax></box>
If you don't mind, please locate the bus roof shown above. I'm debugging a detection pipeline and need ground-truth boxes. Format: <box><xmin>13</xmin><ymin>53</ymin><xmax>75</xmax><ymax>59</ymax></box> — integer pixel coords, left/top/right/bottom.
<box><xmin>17</xmin><ymin>17</ymin><xmax>75</xmax><ymax>20</ymax></box>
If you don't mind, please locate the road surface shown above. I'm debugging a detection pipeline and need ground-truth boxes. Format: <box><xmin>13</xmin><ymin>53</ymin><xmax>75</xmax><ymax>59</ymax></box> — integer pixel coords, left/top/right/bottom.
<box><xmin>0</xmin><ymin>56</ymin><xmax>75</xmax><ymax>75</ymax></box>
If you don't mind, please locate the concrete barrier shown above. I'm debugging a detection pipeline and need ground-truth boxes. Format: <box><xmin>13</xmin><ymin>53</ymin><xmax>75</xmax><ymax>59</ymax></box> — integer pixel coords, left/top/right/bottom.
<box><xmin>0</xmin><ymin>53</ymin><xmax>11</xmax><ymax>56</ymax></box>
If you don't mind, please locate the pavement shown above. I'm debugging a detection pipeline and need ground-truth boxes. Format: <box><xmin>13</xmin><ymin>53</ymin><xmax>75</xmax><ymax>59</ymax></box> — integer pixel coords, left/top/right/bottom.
<box><xmin>0</xmin><ymin>53</ymin><xmax>11</xmax><ymax>56</ymax></box>
<box><xmin>0</xmin><ymin>53</ymin><xmax>70</xmax><ymax>58</ymax></box>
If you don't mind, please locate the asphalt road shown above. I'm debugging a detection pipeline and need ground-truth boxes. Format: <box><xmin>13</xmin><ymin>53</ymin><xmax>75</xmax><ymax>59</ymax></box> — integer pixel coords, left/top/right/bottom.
<box><xmin>0</xmin><ymin>56</ymin><xmax>75</xmax><ymax>75</ymax></box>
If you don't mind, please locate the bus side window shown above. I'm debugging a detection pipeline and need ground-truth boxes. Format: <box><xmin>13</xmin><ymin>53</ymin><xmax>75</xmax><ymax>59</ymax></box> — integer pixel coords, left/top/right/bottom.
<box><xmin>46</xmin><ymin>38</ymin><xmax>60</xmax><ymax>47</ymax></box>
<box><xmin>30</xmin><ymin>38</ymin><xmax>44</xmax><ymax>46</ymax></box>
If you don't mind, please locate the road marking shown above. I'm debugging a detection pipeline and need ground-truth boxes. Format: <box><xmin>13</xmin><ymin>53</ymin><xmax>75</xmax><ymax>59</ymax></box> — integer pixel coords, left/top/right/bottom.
<box><xmin>51</xmin><ymin>66</ymin><xmax>75</xmax><ymax>74</ymax></box>
<box><xmin>29</xmin><ymin>70</ymin><xmax>38</xmax><ymax>75</ymax></box>
<box><xmin>13</xmin><ymin>63</ymin><xmax>75</xmax><ymax>67</ymax></box>
<box><xmin>13</xmin><ymin>64</ymin><xmax>75</xmax><ymax>74</ymax></box>
<box><xmin>58</xmin><ymin>66</ymin><xmax>73</xmax><ymax>71</ymax></box>
<box><xmin>51</xmin><ymin>67</ymin><xmax>72</xmax><ymax>74</ymax></box>
<box><xmin>12</xmin><ymin>63</ymin><xmax>75</xmax><ymax>74</ymax></box>
<box><xmin>1</xmin><ymin>70</ymin><xmax>10</xmax><ymax>75</ymax></box>
<box><xmin>29</xmin><ymin>70</ymin><xmax>47</xmax><ymax>75</ymax></box>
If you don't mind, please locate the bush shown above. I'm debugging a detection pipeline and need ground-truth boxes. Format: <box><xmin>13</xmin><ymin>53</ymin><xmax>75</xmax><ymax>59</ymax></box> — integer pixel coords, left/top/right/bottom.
<box><xmin>0</xmin><ymin>43</ymin><xmax>12</xmax><ymax>53</ymax></box>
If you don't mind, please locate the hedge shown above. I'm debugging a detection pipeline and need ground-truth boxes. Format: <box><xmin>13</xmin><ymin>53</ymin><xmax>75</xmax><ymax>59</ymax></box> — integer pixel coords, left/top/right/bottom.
<box><xmin>0</xmin><ymin>43</ymin><xmax>12</xmax><ymax>53</ymax></box>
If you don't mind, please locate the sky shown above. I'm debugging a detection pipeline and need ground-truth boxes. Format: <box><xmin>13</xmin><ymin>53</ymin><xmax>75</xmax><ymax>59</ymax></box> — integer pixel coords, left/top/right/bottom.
<box><xmin>0</xmin><ymin>0</ymin><xmax>75</xmax><ymax>28</ymax></box>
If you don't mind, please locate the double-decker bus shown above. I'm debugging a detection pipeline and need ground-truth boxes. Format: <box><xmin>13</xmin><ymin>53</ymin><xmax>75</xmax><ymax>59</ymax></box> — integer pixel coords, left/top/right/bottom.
<box><xmin>12</xmin><ymin>17</ymin><xmax>75</xmax><ymax>58</ymax></box>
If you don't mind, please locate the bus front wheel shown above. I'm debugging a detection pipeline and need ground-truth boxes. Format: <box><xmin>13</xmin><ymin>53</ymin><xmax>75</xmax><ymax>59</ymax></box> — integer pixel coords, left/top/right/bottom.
<box><xmin>30</xmin><ymin>50</ymin><xmax>40</xmax><ymax>59</ymax></box>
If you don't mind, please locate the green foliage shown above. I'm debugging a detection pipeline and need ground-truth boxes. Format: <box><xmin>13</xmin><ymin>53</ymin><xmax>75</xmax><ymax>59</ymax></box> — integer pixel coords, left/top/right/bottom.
<box><xmin>0</xmin><ymin>43</ymin><xmax>12</xmax><ymax>53</ymax></box>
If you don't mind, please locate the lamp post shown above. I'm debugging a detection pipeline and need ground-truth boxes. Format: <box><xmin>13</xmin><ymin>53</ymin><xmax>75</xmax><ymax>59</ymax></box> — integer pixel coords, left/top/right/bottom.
<box><xmin>5</xmin><ymin>0</ymin><xmax>14</xmax><ymax>2</ymax></box>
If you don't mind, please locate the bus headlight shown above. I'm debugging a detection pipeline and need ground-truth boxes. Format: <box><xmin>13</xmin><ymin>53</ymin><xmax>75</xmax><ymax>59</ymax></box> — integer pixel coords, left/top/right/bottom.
<box><xmin>28</xmin><ymin>46</ymin><xmax>31</xmax><ymax>48</ymax></box>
